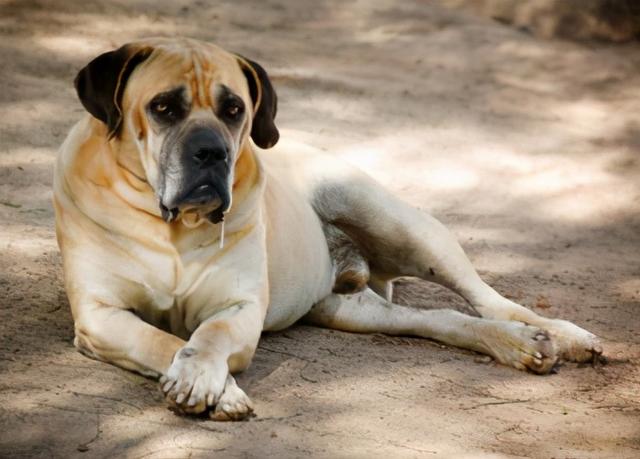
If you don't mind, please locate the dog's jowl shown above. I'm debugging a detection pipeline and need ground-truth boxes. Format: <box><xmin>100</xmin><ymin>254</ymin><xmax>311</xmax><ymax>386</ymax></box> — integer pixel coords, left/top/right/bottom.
<box><xmin>54</xmin><ymin>37</ymin><xmax>602</xmax><ymax>421</ymax></box>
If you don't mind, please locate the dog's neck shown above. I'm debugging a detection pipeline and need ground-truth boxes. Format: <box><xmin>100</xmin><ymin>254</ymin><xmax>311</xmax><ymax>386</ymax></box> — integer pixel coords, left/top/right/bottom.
<box><xmin>230</xmin><ymin>141</ymin><xmax>262</xmax><ymax>209</ymax></box>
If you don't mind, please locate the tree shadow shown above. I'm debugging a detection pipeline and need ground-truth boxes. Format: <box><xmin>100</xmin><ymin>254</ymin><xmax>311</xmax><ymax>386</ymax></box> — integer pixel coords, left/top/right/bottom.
<box><xmin>1</xmin><ymin>0</ymin><xmax>639</xmax><ymax>457</ymax></box>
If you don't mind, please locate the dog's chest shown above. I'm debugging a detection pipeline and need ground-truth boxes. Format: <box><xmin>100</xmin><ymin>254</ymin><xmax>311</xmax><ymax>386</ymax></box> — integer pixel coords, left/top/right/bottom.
<box><xmin>132</xmin><ymin>223</ymin><xmax>266</xmax><ymax>335</ymax></box>
<box><xmin>128</xmin><ymin>247</ymin><xmax>212</xmax><ymax>334</ymax></box>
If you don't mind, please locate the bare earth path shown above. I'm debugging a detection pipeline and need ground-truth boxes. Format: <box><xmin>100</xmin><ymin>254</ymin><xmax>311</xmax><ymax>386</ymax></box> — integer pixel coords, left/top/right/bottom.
<box><xmin>0</xmin><ymin>1</ymin><xmax>639</xmax><ymax>457</ymax></box>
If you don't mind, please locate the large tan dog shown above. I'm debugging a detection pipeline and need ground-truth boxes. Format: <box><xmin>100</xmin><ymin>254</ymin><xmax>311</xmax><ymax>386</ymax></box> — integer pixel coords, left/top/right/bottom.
<box><xmin>54</xmin><ymin>37</ymin><xmax>602</xmax><ymax>421</ymax></box>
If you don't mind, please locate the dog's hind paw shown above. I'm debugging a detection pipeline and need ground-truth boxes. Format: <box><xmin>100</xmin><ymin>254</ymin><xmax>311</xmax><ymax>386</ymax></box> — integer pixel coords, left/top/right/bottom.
<box><xmin>479</xmin><ymin>321</ymin><xmax>558</xmax><ymax>374</ymax></box>
<box><xmin>541</xmin><ymin>318</ymin><xmax>603</xmax><ymax>363</ymax></box>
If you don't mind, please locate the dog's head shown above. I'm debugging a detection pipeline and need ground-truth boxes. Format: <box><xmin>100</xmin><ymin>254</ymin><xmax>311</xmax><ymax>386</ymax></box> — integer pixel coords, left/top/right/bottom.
<box><xmin>74</xmin><ymin>38</ymin><xmax>279</xmax><ymax>224</ymax></box>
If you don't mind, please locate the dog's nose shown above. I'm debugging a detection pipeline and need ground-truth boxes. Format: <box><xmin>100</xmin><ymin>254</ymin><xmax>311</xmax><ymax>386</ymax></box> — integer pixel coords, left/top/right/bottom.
<box><xmin>193</xmin><ymin>146</ymin><xmax>227</xmax><ymax>167</ymax></box>
<box><xmin>186</xmin><ymin>127</ymin><xmax>228</xmax><ymax>168</ymax></box>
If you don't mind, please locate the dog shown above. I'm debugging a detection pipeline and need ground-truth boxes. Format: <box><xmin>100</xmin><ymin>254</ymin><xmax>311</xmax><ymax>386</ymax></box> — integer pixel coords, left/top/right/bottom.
<box><xmin>54</xmin><ymin>37</ymin><xmax>602</xmax><ymax>421</ymax></box>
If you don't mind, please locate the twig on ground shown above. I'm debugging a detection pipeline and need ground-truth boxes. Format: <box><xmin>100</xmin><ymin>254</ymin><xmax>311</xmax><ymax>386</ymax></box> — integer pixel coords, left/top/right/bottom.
<box><xmin>463</xmin><ymin>399</ymin><xmax>531</xmax><ymax>410</ymax></box>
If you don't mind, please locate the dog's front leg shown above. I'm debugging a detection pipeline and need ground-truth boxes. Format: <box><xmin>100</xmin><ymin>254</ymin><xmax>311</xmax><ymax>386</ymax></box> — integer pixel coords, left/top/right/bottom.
<box><xmin>74</xmin><ymin>304</ymin><xmax>185</xmax><ymax>378</ymax></box>
<box><xmin>160</xmin><ymin>300</ymin><xmax>264</xmax><ymax>420</ymax></box>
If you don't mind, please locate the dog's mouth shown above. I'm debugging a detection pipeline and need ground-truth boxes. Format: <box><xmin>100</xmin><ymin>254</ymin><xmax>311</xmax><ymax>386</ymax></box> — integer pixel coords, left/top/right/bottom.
<box><xmin>159</xmin><ymin>183</ymin><xmax>229</xmax><ymax>226</ymax></box>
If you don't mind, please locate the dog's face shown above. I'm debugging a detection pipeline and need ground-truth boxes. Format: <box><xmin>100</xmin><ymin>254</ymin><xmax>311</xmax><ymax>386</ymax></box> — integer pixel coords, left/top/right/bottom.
<box><xmin>74</xmin><ymin>38</ymin><xmax>279</xmax><ymax>224</ymax></box>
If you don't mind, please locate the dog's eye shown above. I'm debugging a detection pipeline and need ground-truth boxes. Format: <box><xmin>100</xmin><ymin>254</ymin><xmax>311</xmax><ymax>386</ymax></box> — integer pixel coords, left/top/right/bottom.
<box><xmin>149</xmin><ymin>99</ymin><xmax>185</xmax><ymax>123</ymax></box>
<box><xmin>151</xmin><ymin>102</ymin><xmax>174</xmax><ymax>117</ymax></box>
<box><xmin>147</xmin><ymin>87</ymin><xmax>188</xmax><ymax>124</ymax></box>
<box><xmin>222</xmin><ymin>99</ymin><xmax>244</xmax><ymax>121</ymax></box>
<box><xmin>153</xmin><ymin>103</ymin><xmax>168</xmax><ymax>113</ymax></box>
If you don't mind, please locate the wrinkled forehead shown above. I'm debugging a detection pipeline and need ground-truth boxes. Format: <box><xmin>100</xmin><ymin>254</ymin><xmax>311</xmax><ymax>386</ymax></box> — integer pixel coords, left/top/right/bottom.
<box><xmin>124</xmin><ymin>39</ymin><xmax>249</xmax><ymax>107</ymax></box>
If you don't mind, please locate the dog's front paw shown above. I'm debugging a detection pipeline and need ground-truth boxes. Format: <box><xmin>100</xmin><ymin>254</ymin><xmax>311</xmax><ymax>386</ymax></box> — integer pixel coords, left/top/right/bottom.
<box><xmin>210</xmin><ymin>374</ymin><xmax>254</xmax><ymax>421</ymax></box>
<box><xmin>159</xmin><ymin>347</ymin><xmax>254</xmax><ymax>420</ymax></box>
<box><xmin>160</xmin><ymin>346</ymin><xmax>228</xmax><ymax>414</ymax></box>
<box><xmin>541</xmin><ymin>318</ymin><xmax>603</xmax><ymax>363</ymax></box>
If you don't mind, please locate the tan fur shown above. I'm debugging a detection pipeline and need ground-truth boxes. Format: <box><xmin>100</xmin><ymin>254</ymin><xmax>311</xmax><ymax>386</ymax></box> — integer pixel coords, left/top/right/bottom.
<box><xmin>55</xmin><ymin>38</ymin><xmax>602</xmax><ymax>421</ymax></box>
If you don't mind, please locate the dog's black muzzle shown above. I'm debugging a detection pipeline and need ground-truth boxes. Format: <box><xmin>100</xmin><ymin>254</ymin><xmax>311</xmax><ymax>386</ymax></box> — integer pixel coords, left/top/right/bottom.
<box><xmin>159</xmin><ymin>126</ymin><xmax>232</xmax><ymax>224</ymax></box>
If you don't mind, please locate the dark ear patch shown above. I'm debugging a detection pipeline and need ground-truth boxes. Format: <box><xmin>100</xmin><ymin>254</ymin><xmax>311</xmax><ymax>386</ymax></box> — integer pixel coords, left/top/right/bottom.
<box><xmin>237</xmin><ymin>55</ymin><xmax>279</xmax><ymax>149</ymax></box>
<box><xmin>74</xmin><ymin>44</ymin><xmax>153</xmax><ymax>138</ymax></box>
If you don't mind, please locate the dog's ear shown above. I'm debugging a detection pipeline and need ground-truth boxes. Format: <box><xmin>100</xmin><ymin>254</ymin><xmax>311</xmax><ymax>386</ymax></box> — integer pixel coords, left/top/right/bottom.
<box><xmin>75</xmin><ymin>44</ymin><xmax>153</xmax><ymax>138</ymax></box>
<box><xmin>236</xmin><ymin>55</ymin><xmax>279</xmax><ymax>149</ymax></box>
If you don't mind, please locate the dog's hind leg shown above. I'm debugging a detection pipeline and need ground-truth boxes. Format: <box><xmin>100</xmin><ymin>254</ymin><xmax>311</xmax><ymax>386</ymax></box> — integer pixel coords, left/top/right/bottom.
<box><xmin>324</xmin><ymin>223</ymin><xmax>370</xmax><ymax>295</ymax></box>
<box><xmin>305</xmin><ymin>289</ymin><xmax>556</xmax><ymax>373</ymax></box>
<box><xmin>368</xmin><ymin>274</ymin><xmax>394</xmax><ymax>302</ymax></box>
<box><xmin>313</xmin><ymin>170</ymin><xmax>601</xmax><ymax>364</ymax></box>
<box><xmin>323</xmin><ymin>222</ymin><xmax>393</xmax><ymax>301</ymax></box>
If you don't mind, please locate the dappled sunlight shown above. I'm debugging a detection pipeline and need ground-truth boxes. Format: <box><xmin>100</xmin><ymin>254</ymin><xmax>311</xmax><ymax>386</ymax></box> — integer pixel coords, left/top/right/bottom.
<box><xmin>551</xmin><ymin>99</ymin><xmax>618</xmax><ymax>135</ymax></box>
<box><xmin>0</xmin><ymin>231</ymin><xmax>56</xmax><ymax>256</ymax></box>
<box><xmin>335</xmin><ymin>142</ymin><xmax>386</xmax><ymax>172</ymax></box>
<box><xmin>2</xmin><ymin>0</ymin><xmax>639</xmax><ymax>457</ymax></box>
<box><xmin>495</xmin><ymin>40</ymin><xmax>553</xmax><ymax>59</ymax></box>
<box><xmin>613</xmin><ymin>278</ymin><xmax>640</xmax><ymax>301</ymax></box>
<box><xmin>1</xmin><ymin>100</ymin><xmax>74</xmax><ymax>127</ymax></box>
<box><xmin>495</xmin><ymin>71</ymin><xmax>563</xmax><ymax>95</ymax></box>
<box><xmin>513</xmin><ymin>162</ymin><xmax>607</xmax><ymax>195</ymax></box>
<box><xmin>468</xmin><ymin>145</ymin><xmax>537</xmax><ymax>174</ymax></box>
<box><xmin>535</xmin><ymin>187</ymin><xmax>635</xmax><ymax>222</ymax></box>
<box><xmin>421</xmin><ymin>165</ymin><xmax>479</xmax><ymax>191</ymax></box>
<box><xmin>454</xmin><ymin>225</ymin><xmax>528</xmax><ymax>245</ymax></box>
<box><xmin>470</xmin><ymin>251</ymin><xmax>532</xmax><ymax>275</ymax></box>
<box><xmin>293</xmin><ymin>95</ymin><xmax>361</xmax><ymax>121</ymax></box>
<box><xmin>314</xmin><ymin>119</ymin><xmax>639</xmax><ymax>225</ymax></box>
<box><xmin>3</xmin><ymin>333</ymin><xmax>623</xmax><ymax>459</ymax></box>
<box><xmin>0</xmin><ymin>146</ymin><xmax>56</xmax><ymax>166</ymax></box>
<box><xmin>33</xmin><ymin>35</ymin><xmax>107</xmax><ymax>57</ymax></box>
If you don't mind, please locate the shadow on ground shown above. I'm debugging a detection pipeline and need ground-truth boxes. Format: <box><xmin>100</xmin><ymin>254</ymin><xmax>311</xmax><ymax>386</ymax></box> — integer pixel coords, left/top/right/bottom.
<box><xmin>1</xmin><ymin>0</ymin><xmax>639</xmax><ymax>458</ymax></box>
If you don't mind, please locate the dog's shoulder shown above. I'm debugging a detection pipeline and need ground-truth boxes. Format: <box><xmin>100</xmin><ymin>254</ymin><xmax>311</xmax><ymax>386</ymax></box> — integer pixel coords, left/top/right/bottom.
<box><xmin>56</xmin><ymin>116</ymin><xmax>109</xmax><ymax>181</ymax></box>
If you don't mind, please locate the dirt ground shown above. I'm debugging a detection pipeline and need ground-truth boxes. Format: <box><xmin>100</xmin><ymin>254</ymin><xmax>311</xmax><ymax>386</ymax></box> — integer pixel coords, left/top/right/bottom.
<box><xmin>1</xmin><ymin>1</ymin><xmax>639</xmax><ymax>458</ymax></box>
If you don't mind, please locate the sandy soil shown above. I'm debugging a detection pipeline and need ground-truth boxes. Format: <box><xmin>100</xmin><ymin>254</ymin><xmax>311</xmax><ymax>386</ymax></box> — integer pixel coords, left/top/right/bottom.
<box><xmin>1</xmin><ymin>1</ymin><xmax>639</xmax><ymax>457</ymax></box>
